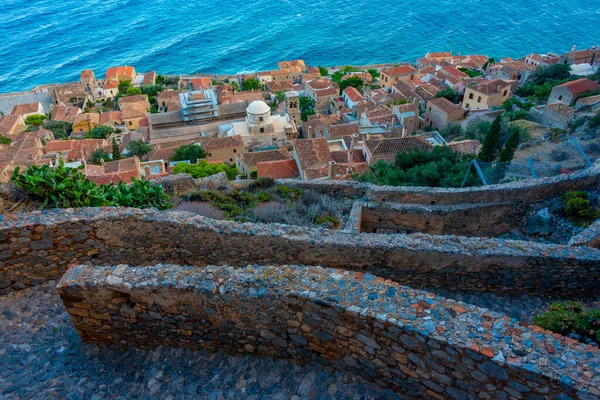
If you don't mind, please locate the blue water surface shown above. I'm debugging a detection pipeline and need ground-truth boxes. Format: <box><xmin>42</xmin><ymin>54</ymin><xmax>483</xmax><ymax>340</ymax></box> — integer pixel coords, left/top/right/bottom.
<box><xmin>0</xmin><ymin>0</ymin><xmax>599</xmax><ymax>93</ymax></box>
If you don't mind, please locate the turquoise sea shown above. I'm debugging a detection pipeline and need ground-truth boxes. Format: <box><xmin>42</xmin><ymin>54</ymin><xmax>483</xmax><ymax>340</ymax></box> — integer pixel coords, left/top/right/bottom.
<box><xmin>0</xmin><ymin>0</ymin><xmax>599</xmax><ymax>93</ymax></box>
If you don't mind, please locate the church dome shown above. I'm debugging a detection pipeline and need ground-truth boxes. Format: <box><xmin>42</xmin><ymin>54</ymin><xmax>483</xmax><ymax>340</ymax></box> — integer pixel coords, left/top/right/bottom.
<box><xmin>246</xmin><ymin>100</ymin><xmax>270</xmax><ymax>115</ymax></box>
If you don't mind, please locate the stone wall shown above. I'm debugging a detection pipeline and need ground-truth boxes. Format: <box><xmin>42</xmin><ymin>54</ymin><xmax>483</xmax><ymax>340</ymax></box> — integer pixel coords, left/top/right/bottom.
<box><xmin>58</xmin><ymin>263</ymin><xmax>600</xmax><ymax>399</ymax></box>
<box><xmin>2</xmin><ymin>208</ymin><xmax>600</xmax><ymax>296</ymax></box>
<box><xmin>278</xmin><ymin>161</ymin><xmax>600</xmax><ymax>205</ymax></box>
<box><xmin>569</xmin><ymin>219</ymin><xmax>600</xmax><ymax>248</ymax></box>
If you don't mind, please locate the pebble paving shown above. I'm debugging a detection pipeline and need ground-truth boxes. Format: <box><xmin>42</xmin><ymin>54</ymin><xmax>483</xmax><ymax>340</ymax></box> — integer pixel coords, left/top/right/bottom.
<box><xmin>0</xmin><ymin>283</ymin><xmax>401</xmax><ymax>400</ymax></box>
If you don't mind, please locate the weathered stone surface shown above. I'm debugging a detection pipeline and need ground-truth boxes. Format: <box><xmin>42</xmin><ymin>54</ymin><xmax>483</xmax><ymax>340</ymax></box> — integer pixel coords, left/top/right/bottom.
<box><xmin>525</xmin><ymin>208</ymin><xmax>554</xmax><ymax>236</ymax></box>
<box><xmin>57</xmin><ymin>264</ymin><xmax>600</xmax><ymax>399</ymax></box>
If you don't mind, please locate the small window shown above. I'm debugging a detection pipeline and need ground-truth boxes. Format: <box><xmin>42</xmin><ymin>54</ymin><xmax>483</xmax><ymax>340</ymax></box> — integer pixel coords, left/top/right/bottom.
<box><xmin>558</xmin><ymin>95</ymin><xmax>563</xmax><ymax>101</ymax></box>
<box><xmin>477</xmin><ymin>96</ymin><xmax>482</xmax><ymax>102</ymax></box>
<box><xmin>259</xmin><ymin>116</ymin><xmax>263</xmax><ymax>122</ymax></box>
<box><xmin>260</xmin><ymin>127</ymin><xmax>264</xmax><ymax>133</ymax></box>
<box><xmin>503</xmin><ymin>90</ymin><xmax>507</xmax><ymax>96</ymax></box>
<box><xmin>129</xmin><ymin>121</ymin><xmax>132</xmax><ymax>126</ymax></box>
<box><xmin>208</xmin><ymin>153</ymin><xmax>212</xmax><ymax>157</ymax></box>
<box><xmin>230</xmin><ymin>159</ymin><xmax>233</xmax><ymax>162</ymax></box>
<box><xmin>429</xmin><ymin>107</ymin><xmax>431</xmax><ymax>111</ymax></box>
<box><xmin>233</xmin><ymin>149</ymin><xmax>236</xmax><ymax>153</ymax></box>
<box><xmin>466</xmin><ymin>103</ymin><xmax>470</xmax><ymax>108</ymax></box>
<box><xmin>468</xmin><ymin>93</ymin><xmax>474</xmax><ymax>100</ymax></box>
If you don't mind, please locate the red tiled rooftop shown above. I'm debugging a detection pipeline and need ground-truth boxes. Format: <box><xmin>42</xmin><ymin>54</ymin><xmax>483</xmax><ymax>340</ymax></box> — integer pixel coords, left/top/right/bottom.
<box><xmin>256</xmin><ymin>159</ymin><xmax>299</xmax><ymax>179</ymax></box>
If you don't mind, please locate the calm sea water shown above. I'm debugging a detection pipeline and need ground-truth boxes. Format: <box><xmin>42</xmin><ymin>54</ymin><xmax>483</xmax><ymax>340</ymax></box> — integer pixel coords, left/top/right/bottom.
<box><xmin>0</xmin><ymin>0</ymin><xmax>599</xmax><ymax>93</ymax></box>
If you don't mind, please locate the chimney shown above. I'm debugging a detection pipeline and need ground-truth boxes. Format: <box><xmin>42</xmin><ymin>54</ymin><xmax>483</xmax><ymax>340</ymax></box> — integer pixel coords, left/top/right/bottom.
<box><xmin>144</xmin><ymin>166</ymin><xmax>151</xmax><ymax>177</ymax></box>
<box><xmin>328</xmin><ymin>161</ymin><xmax>336</xmax><ymax>179</ymax></box>
<box><xmin>100</xmin><ymin>159</ymin><xmax>105</xmax><ymax>166</ymax></box>
<box><xmin>402</xmin><ymin>125</ymin><xmax>408</xmax><ymax>138</ymax></box>
<box><xmin>571</xmin><ymin>45</ymin><xmax>577</xmax><ymax>52</ymax></box>
<box><xmin>347</xmin><ymin>150</ymin><xmax>354</xmax><ymax>163</ymax></box>
<box><xmin>351</xmin><ymin>133</ymin><xmax>359</xmax><ymax>148</ymax></box>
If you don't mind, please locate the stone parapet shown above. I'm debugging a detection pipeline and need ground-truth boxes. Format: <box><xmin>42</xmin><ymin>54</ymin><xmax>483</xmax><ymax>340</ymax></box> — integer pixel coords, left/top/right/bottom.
<box><xmin>58</xmin><ymin>263</ymin><xmax>600</xmax><ymax>399</ymax></box>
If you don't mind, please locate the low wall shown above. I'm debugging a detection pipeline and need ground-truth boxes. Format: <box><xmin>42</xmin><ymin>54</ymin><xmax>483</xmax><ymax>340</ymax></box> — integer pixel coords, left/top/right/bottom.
<box><xmin>278</xmin><ymin>161</ymin><xmax>600</xmax><ymax>205</ymax></box>
<box><xmin>359</xmin><ymin>202</ymin><xmax>517</xmax><ymax>236</ymax></box>
<box><xmin>2</xmin><ymin>208</ymin><xmax>600</xmax><ymax>296</ymax></box>
<box><xmin>58</xmin><ymin>264</ymin><xmax>600</xmax><ymax>399</ymax></box>
<box><xmin>569</xmin><ymin>220</ymin><xmax>600</xmax><ymax>249</ymax></box>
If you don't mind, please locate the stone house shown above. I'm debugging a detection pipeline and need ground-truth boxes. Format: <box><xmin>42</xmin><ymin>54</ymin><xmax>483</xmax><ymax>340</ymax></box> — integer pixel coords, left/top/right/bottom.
<box><xmin>256</xmin><ymin>159</ymin><xmax>299</xmax><ymax>179</ymax></box>
<box><xmin>342</xmin><ymin>87</ymin><xmax>365</xmax><ymax>109</ymax></box>
<box><xmin>45</xmin><ymin>138</ymin><xmax>108</xmax><ymax>162</ymax></box>
<box><xmin>424</xmin><ymin>97</ymin><xmax>465</xmax><ymax>130</ymax></box>
<box><xmin>380</xmin><ymin>66</ymin><xmax>417</xmax><ymax>89</ymax></box>
<box><xmin>392</xmin><ymin>102</ymin><xmax>420</xmax><ymax>136</ymax></box>
<box><xmin>485</xmin><ymin>61</ymin><xmax>534</xmax><ymax>86</ymax></box>
<box><xmin>72</xmin><ymin>113</ymin><xmax>100</xmax><ymax>133</ymax></box>
<box><xmin>142</xmin><ymin>71</ymin><xmax>156</xmax><ymax>86</ymax></box>
<box><xmin>157</xmin><ymin>90</ymin><xmax>181</xmax><ymax>112</ymax></box>
<box><xmin>360</xmin><ymin>105</ymin><xmax>396</xmax><ymax>127</ymax></box>
<box><xmin>461</xmin><ymin>80</ymin><xmax>512</xmax><ymax>110</ymax></box>
<box><xmin>361</xmin><ymin>136</ymin><xmax>432</xmax><ymax>165</ymax></box>
<box><xmin>547</xmin><ymin>78</ymin><xmax>600</xmax><ymax>105</ymax></box>
<box><xmin>558</xmin><ymin>47</ymin><xmax>598</xmax><ymax>65</ymax></box>
<box><xmin>236</xmin><ymin>147</ymin><xmax>291</xmax><ymax>175</ymax></box>
<box><xmin>10</xmin><ymin>102</ymin><xmax>45</xmax><ymax>118</ymax></box>
<box><xmin>524</xmin><ymin>53</ymin><xmax>559</xmax><ymax>67</ymax></box>
<box><xmin>292</xmin><ymin>138</ymin><xmax>333</xmax><ymax>180</ymax></box>
<box><xmin>103</xmin><ymin>81</ymin><xmax>119</xmax><ymax>99</ymax></box>
<box><xmin>105</xmin><ymin>66</ymin><xmax>136</xmax><ymax>83</ymax></box>
<box><xmin>0</xmin><ymin>115</ymin><xmax>26</xmax><ymax>136</ymax></box>
<box><xmin>80</xmin><ymin>70</ymin><xmax>97</xmax><ymax>90</ymax></box>
<box><xmin>99</xmin><ymin>111</ymin><xmax>123</xmax><ymax>129</ymax></box>
<box><xmin>304</xmin><ymin>79</ymin><xmax>340</xmax><ymax>114</ymax></box>
<box><xmin>202</xmin><ymin>135</ymin><xmax>245</xmax><ymax>165</ymax></box>
<box><xmin>532</xmin><ymin>103</ymin><xmax>575</xmax><ymax>129</ymax></box>
<box><xmin>51</xmin><ymin>105</ymin><xmax>82</xmax><ymax>123</ymax></box>
<box><xmin>0</xmin><ymin>131</ymin><xmax>48</xmax><ymax>182</ymax></box>
<box><xmin>118</xmin><ymin>95</ymin><xmax>150</xmax><ymax>131</ymax></box>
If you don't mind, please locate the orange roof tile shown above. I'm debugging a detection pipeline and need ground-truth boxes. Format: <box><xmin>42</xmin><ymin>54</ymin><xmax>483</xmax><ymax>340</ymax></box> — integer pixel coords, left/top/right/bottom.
<box><xmin>256</xmin><ymin>159</ymin><xmax>299</xmax><ymax>179</ymax></box>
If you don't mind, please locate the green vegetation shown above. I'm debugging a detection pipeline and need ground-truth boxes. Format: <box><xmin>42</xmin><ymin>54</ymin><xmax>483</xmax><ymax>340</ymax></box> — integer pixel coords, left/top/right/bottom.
<box><xmin>339</xmin><ymin>76</ymin><xmax>363</xmax><ymax>93</ymax></box>
<box><xmin>0</xmin><ymin>136</ymin><xmax>12</xmax><ymax>145</ymax></box>
<box><xmin>589</xmin><ymin>111</ymin><xmax>600</xmax><ymax>129</ymax></box>
<box><xmin>314</xmin><ymin>214</ymin><xmax>340</xmax><ymax>229</ymax></box>
<box><xmin>275</xmin><ymin>91</ymin><xmax>286</xmax><ymax>103</ymax></box>
<box><xmin>355</xmin><ymin>146</ymin><xmax>476</xmax><ymax>188</ymax></box>
<box><xmin>126</xmin><ymin>140</ymin><xmax>152</xmax><ymax>158</ymax></box>
<box><xmin>561</xmin><ymin>191</ymin><xmax>600</xmax><ymax>225</ymax></box>
<box><xmin>318</xmin><ymin>66</ymin><xmax>329</xmax><ymax>76</ymax></box>
<box><xmin>89</xmin><ymin>125</ymin><xmax>114</xmax><ymax>139</ymax></box>
<box><xmin>231</xmin><ymin>81</ymin><xmax>240</xmax><ymax>92</ymax></box>
<box><xmin>515</xmin><ymin>64</ymin><xmax>577</xmax><ymax>102</ymax></box>
<box><xmin>497</xmin><ymin>129</ymin><xmax>520</xmax><ymax>163</ymax></box>
<box><xmin>331</xmin><ymin>66</ymin><xmax>361</xmax><ymax>83</ymax></box>
<box><xmin>90</xmin><ymin>149</ymin><xmax>112</xmax><ymax>165</ymax></box>
<box><xmin>126</xmin><ymin>87</ymin><xmax>142</xmax><ymax>96</ymax></box>
<box><xmin>478</xmin><ymin>116</ymin><xmax>502</xmax><ymax>162</ymax></box>
<box><xmin>180</xmin><ymin>189</ymin><xmax>272</xmax><ymax>219</ymax></box>
<box><xmin>241</xmin><ymin>78</ymin><xmax>264</xmax><ymax>91</ymax></box>
<box><xmin>367</xmin><ymin>68</ymin><xmax>380</xmax><ymax>80</ymax></box>
<box><xmin>248</xmin><ymin>177</ymin><xmax>275</xmax><ymax>191</ymax></box>
<box><xmin>465</xmin><ymin>120</ymin><xmax>491</xmax><ymax>142</ymax></box>
<box><xmin>299</xmin><ymin>95</ymin><xmax>316</xmax><ymax>121</ymax></box>
<box><xmin>118</xmin><ymin>80</ymin><xmax>132</xmax><ymax>94</ymax></box>
<box><xmin>172</xmin><ymin>160</ymin><xmax>238</xmax><ymax>180</ymax></box>
<box><xmin>458</xmin><ymin>67</ymin><xmax>482</xmax><ymax>78</ymax></box>
<box><xmin>482</xmin><ymin>57</ymin><xmax>495</xmax><ymax>71</ymax></box>
<box><xmin>44</xmin><ymin>120</ymin><xmax>72</xmax><ymax>140</ymax></box>
<box><xmin>24</xmin><ymin>114</ymin><xmax>47</xmax><ymax>126</ymax></box>
<box><xmin>533</xmin><ymin>302</ymin><xmax>600</xmax><ymax>345</ymax></box>
<box><xmin>141</xmin><ymin>84</ymin><xmax>165</xmax><ymax>97</ymax></box>
<box><xmin>434</xmin><ymin>88</ymin><xmax>463</xmax><ymax>104</ymax></box>
<box><xmin>10</xmin><ymin>160</ymin><xmax>171</xmax><ymax>210</ymax></box>
<box><xmin>170</xmin><ymin>144</ymin><xmax>206</xmax><ymax>164</ymax></box>
<box><xmin>112</xmin><ymin>138</ymin><xmax>121</xmax><ymax>161</ymax></box>
<box><xmin>440</xmin><ymin>123</ymin><xmax>466</xmax><ymax>142</ymax></box>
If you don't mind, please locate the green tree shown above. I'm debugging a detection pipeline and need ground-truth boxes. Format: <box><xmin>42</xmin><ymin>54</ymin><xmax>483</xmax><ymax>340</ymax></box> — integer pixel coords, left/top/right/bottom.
<box><xmin>339</xmin><ymin>76</ymin><xmax>364</xmax><ymax>92</ymax></box>
<box><xmin>24</xmin><ymin>114</ymin><xmax>47</xmax><ymax>126</ymax></box>
<box><xmin>498</xmin><ymin>129</ymin><xmax>520</xmax><ymax>163</ymax></box>
<box><xmin>589</xmin><ymin>111</ymin><xmax>600</xmax><ymax>128</ymax></box>
<box><xmin>440</xmin><ymin>123</ymin><xmax>465</xmax><ymax>141</ymax></box>
<box><xmin>44</xmin><ymin>120</ymin><xmax>72</xmax><ymax>139</ymax></box>
<box><xmin>299</xmin><ymin>95</ymin><xmax>316</xmax><ymax>121</ymax></box>
<box><xmin>368</xmin><ymin>68</ymin><xmax>380</xmax><ymax>79</ymax></box>
<box><xmin>141</xmin><ymin>84</ymin><xmax>165</xmax><ymax>97</ymax></box>
<box><xmin>275</xmin><ymin>91</ymin><xmax>286</xmax><ymax>103</ymax></box>
<box><xmin>465</xmin><ymin>120</ymin><xmax>491</xmax><ymax>142</ymax></box>
<box><xmin>170</xmin><ymin>144</ymin><xmax>206</xmax><ymax>163</ymax></box>
<box><xmin>0</xmin><ymin>135</ymin><xmax>12</xmax><ymax>145</ymax></box>
<box><xmin>172</xmin><ymin>160</ymin><xmax>238</xmax><ymax>180</ymax></box>
<box><xmin>318</xmin><ymin>66</ymin><xmax>329</xmax><ymax>76</ymax></box>
<box><xmin>126</xmin><ymin>87</ymin><xmax>142</xmax><ymax>96</ymax></box>
<box><xmin>231</xmin><ymin>81</ymin><xmax>240</xmax><ymax>92</ymax></box>
<box><xmin>89</xmin><ymin>125</ymin><xmax>114</xmax><ymax>139</ymax></box>
<box><xmin>126</xmin><ymin>140</ymin><xmax>152</xmax><ymax>157</ymax></box>
<box><xmin>242</xmin><ymin>78</ymin><xmax>264</xmax><ymax>91</ymax></box>
<box><xmin>434</xmin><ymin>88</ymin><xmax>463</xmax><ymax>104</ymax></box>
<box><xmin>478</xmin><ymin>116</ymin><xmax>502</xmax><ymax>162</ymax></box>
<box><xmin>118</xmin><ymin>80</ymin><xmax>132</xmax><ymax>94</ymax></box>
<box><xmin>90</xmin><ymin>149</ymin><xmax>112</xmax><ymax>165</ymax></box>
<box><xmin>112</xmin><ymin>138</ymin><xmax>122</xmax><ymax>161</ymax></box>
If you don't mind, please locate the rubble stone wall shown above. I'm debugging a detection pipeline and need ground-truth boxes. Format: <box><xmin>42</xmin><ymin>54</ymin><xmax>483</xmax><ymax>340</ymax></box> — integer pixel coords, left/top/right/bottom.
<box><xmin>2</xmin><ymin>208</ymin><xmax>600</xmax><ymax>296</ymax></box>
<box><xmin>58</xmin><ymin>264</ymin><xmax>600</xmax><ymax>400</ymax></box>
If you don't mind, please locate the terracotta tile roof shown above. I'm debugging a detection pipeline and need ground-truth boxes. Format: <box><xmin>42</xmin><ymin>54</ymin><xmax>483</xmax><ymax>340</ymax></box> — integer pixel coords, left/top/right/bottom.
<box><xmin>556</xmin><ymin>78</ymin><xmax>600</xmax><ymax>96</ymax></box>
<box><xmin>142</xmin><ymin>71</ymin><xmax>156</xmax><ymax>86</ymax></box>
<box><xmin>45</xmin><ymin>138</ymin><xmax>107</xmax><ymax>161</ymax></box>
<box><xmin>267</xmin><ymin>81</ymin><xmax>295</xmax><ymax>92</ymax></box>
<box><xmin>256</xmin><ymin>159</ymin><xmax>299</xmax><ymax>179</ymax></box>
<box><xmin>341</xmin><ymin>72</ymin><xmax>372</xmax><ymax>83</ymax></box>
<box><xmin>157</xmin><ymin>90</ymin><xmax>180</xmax><ymax>100</ymax></box>
<box><xmin>11</xmin><ymin>102</ymin><xmax>42</xmax><ymax>116</ymax></box>
<box><xmin>331</xmin><ymin>149</ymin><xmax>366</xmax><ymax>163</ymax></box>
<box><xmin>419</xmin><ymin>66</ymin><xmax>435</xmax><ymax>75</ymax></box>
<box><xmin>143</xmin><ymin>147</ymin><xmax>177</xmax><ymax>162</ymax></box>
<box><xmin>328</xmin><ymin>123</ymin><xmax>359</xmax><ymax>140</ymax></box>
<box><xmin>428</xmin><ymin>97</ymin><xmax>461</xmax><ymax>114</ymax></box>
<box><xmin>293</xmin><ymin>138</ymin><xmax>333</xmax><ymax>179</ymax></box>
<box><xmin>219</xmin><ymin>91</ymin><xmax>265</xmax><ymax>104</ymax></box>
<box><xmin>546</xmin><ymin>102</ymin><xmax>575</xmax><ymax>119</ymax></box>
<box><xmin>105</xmin><ymin>66</ymin><xmax>136</xmax><ymax>81</ymax></box>
<box><xmin>307</xmin><ymin>79</ymin><xmax>337</xmax><ymax>92</ymax></box>
<box><xmin>191</xmin><ymin>77</ymin><xmax>212</xmax><ymax>91</ymax></box>
<box><xmin>241</xmin><ymin>148</ymin><xmax>291</xmax><ymax>168</ymax></box>
<box><xmin>120</xmin><ymin>103</ymin><xmax>147</xmax><ymax>120</ymax></box>
<box><xmin>381</xmin><ymin>65</ymin><xmax>417</xmax><ymax>77</ymax></box>
<box><xmin>365</xmin><ymin>136</ymin><xmax>432</xmax><ymax>157</ymax></box>
<box><xmin>104</xmin><ymin>81</ymin><xmax>119</xmax><ymax>89</ymax></box>
<box><xmin>271</xmin><ymin>69</ymin><xmax>292</xmax><ymax>77</ymax></box>
<box><xmin>204</xmin><ymin>135</ymin><xmax>244</xmax><ymax>151</ymax></box>
<box><xmin>330</xmin><ymin>161</ymin><xmax>370</xmax><ymax>180</ymax></box>
<box><xmin>447</xmin><ymin>140</ymin><xmax>481</xmax><ymax>155</ymax></box>
<box><xmin>104</xmin><ymin>157</ymin><xmax>139</xmax><ymax>174</ymax></box>
<box><xmin>51</xmin><ymin>106</ymin><xmax>81</xmax><ymax>122</ymax></box>
<box><xmin>278</xmin><ymin>60</ymin><xmax>306</xmax><ymax>72</ymax></box>
<box><xmin>99</xmin><ymin>111</ymin><xmax>122</xmax><ymax>125</ymax></box>
<box><xmin>440</xmin><ymin>65</ymin><xmax>469</xmax><ymax>79</ymax></box>
<box><xmin>343</xmin><ymin>87</ymin><xmax>365</xmax><ymax>103</ymax></box>
<box><xmin>364</xmin><ymin>105</ymin><xmax>396</xmax><ymax>125</ymax></box>
<box><xmin>0</xmin><ymin>115</ymin><xmax>24</xmax><ymax>135</ymax></box>
<box><xmin>426</xmin><ymin>52</ymin><xmax>453</xmax><ymax>59</ymax></box>
<box><xmin>80</xmin><ymin>70</ymin><xmax>95</xmax><ymax>79</ymax></box>
<box><xmin>45</xmin><ymin>140</ymin><xmax>74</xmax><ymax>152</ymax></box>
<box><xmin>119</xmin><ymin>94</ymin><xmax>148</xmax><ymax>104</ymax></box>
<box><xmin>469</xmin><ymin>79</ymin><xmax>512</xmax><ymax>96</ymax></box>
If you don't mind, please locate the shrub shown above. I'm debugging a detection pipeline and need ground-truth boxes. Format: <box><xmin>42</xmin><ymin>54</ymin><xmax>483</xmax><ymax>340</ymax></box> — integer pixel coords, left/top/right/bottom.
<box><xmin>589</xmin><ymin>111</ymin><xmax>600</xmax><ymax>129</ymax></box>
<box><xmin>11</xmin><ymin>161</ymin><xmax>171</xmax><ymax>210</ymax></box>
<box><xmin>248</xmin><ymin>177</ymin><xmax>275</xmax><ymax>191</ymax></box>
<box><xmin>170</xmin><ymin>144</ymin><xmax>206</xmax><ymax>164</ymax></box>
<box><xmin>126</xmin><ymin>140</ymin><xmax>152</xmax><ymax>158</ymax></box>
<box><xmin>90</xmin><ymin>125</ymin><xmax>114</xmax><ymax>139</ymax></box>
<box><xmin>90</xmin><ymin>149</ymin><xmax>112</xmax><ymax>165</ymax></box>
<box><xmin>314</xmin><ymin>214</ymin><xmax>341</xmax><ymax>229</ymax></box>
<box><xmin>253</xmin><ymin>202</ymin><xmax>289</xmax><ymax>224</ymax></box>
<box><xmin>0</xmin><ymin>135</ymin><xmax>12</xmax><ymax>145</ymax></box>
<box><xmin>562</xmin><ymin>191</ymin><xmax>600</xmax><ymax>223</ymax></box>
<box><xmin>564</xmin><ymin>197</ymin><xmax>590</xmax><ymax>217</ymax></box>
<box><xmin>44</xmin><ymin>120</ymin><xmax>72</xmax><ymax>139</ymax></box>
<box><xmin>249</xmin><ymin>170</ymin><xmax>258</xmax><ymax>179</ymax></box>
<box><xmin>173</xmin><ymin>161</ymin><xmax>238</xmax><ymax>180</ymax></box>
<box><xmin>276</xmin><ymin>185</ymin><xmax>303</xmax><ymax>201</ymax></box>
<box><xmin>533</xmin><ymin>302</ymin><xmax>600</xmax><ymax>345</ymax></box>
<box><xmin>24</xmin><ymin>114</ymin><xmax>47</xmax><ymax>126</ymax></box>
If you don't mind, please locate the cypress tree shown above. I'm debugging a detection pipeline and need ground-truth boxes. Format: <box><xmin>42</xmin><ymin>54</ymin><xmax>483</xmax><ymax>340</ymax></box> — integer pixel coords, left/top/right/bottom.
<box><xmin>478</xmin><ymin>116</ymin><xmax>502</xmax><ymax>162</ymax></box>
<box><xmin>498</xmin><ymin>129</ymin><xmax>520</xmax><ymax>163</ymax></box>
<box><xmin>112</xmin><ymin>138</ymin><xmax>122</xmax><ymax>160</ymax></box>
